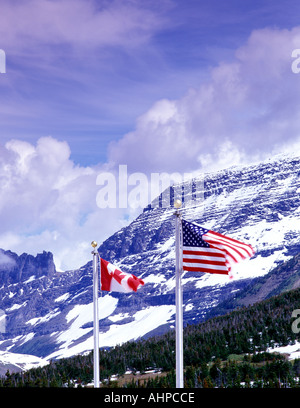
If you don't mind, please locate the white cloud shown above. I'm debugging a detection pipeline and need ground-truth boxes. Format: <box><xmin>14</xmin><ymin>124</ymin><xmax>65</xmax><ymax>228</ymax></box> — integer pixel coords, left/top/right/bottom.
<box><xmin>0</xmin><ymin>136</ymin><xmax>130</xmax><ymax>271</ymax></box>
<box><xmin>0</xmin><ymin>250</ymin><xmax>16</xmax><ymax>267</ymax></box>
<box><xmin>108</xmin><ymin>26</ymin><xmax>300</xmax><ymax>174</ymax></box>
<box><xmin>0</xmin><ymin>0</ymin><xmax>170</xmax><ymax>53</ymax></box>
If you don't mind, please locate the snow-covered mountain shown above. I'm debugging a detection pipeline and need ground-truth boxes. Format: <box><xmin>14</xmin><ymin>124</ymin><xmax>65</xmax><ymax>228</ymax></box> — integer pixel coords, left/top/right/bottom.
<box><xmin>0</xmin><ymin>153</ymin><xmax>300</xmax><ymax>364</ymax></box>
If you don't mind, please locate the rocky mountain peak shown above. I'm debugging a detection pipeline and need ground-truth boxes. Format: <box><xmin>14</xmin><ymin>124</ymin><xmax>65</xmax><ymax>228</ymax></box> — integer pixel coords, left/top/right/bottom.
<box><xmin>0</xmin><ymin>250</ymin><xmax>56</xmax><ymax>285</ymax></box>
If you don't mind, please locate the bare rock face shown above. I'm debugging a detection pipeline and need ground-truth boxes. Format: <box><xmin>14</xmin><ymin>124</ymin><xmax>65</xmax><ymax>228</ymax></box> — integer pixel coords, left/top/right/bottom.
<box><xmin>0</xmin><ymin>250</ymin><xmax>56</xmax><ymax>285</ymax></box>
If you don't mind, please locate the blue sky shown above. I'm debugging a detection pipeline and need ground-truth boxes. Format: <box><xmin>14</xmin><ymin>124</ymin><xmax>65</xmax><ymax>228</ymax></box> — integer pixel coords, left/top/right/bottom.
<box><xmin>1</xmin><ymin>0</ymin><xmax>300</xmax><ymax>269</ymax></box>
<box><xmin>1</xmin><ymin>0</ymin><xmax>299</xmax><ymax>166</ymax></box>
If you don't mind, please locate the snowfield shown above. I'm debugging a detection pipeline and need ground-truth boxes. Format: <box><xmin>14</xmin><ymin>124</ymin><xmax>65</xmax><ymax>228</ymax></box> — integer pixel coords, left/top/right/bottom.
<box><xmin>0</xmin><ymin>350</ymin><xmax>48</xmax><ymax>373</ymax></box>
<box><xmin>268</xmin><ymin>341</ymin><xmax>300</xmax><ymax>360</ymax></box>
<box><xmin>46</xmin><ymin>301</ymin><xmax>175</xmax><ymax>360</ymax></box>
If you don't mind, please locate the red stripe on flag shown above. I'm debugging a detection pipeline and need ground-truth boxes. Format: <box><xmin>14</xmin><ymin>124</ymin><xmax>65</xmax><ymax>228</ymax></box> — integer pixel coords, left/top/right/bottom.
<box><xmin>182</xmin><ymin>249</ymin><xmax>225</xmax><ymax>258</ymax></box>
<box><xmin>182</xmin><ymin>265</ymin><xmax>229</xmax><ymax>274</ymax></box>
<box><xmin>183</xmin><ymin>258</ymin><xmax>227</xmax><ymax>267</ymax></box>
<box><xmin>181</xmin><ymin>220</ymin><xmax>255</xmax><ymax>275</ymax></box>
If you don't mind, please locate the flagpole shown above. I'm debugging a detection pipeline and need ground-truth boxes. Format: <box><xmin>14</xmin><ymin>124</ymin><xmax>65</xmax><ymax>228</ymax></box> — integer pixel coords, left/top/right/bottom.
<box><xmin>174</xmin><ymin>199</ymin><xmax>184</xmax><ymax>388</ymax></box>
<box><xmin>91</xmin><ymin>241</ymin><xmax>100</xmax><ymax>388</ymax></box>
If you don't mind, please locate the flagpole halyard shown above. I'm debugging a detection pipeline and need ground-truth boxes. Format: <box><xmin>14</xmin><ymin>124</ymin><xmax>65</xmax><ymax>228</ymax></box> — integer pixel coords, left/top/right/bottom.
<box><xmin>91</xmin><ymin>241</ymin><xmax>100</xmax><ymax>388</ymax></box>
<box><xmin>174</xmin><ymin>199</ymin><xmax>184</xmax><ymax>388</ymax></box>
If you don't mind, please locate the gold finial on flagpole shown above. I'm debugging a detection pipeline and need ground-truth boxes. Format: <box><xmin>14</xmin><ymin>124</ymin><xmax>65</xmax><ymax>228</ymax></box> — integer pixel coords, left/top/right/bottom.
<box><xmin>174</xmin><ymin>198</ymin><xmax>182</xmax><ymax>209</ymax></box>
<box><xmin>91</xmin><ymin>241</ymin><xmax>98</xmax><ymax>248</ymax></box>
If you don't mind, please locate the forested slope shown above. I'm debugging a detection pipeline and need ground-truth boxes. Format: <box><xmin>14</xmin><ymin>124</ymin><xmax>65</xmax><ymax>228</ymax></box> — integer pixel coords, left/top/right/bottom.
<box><xmin>1</xmin><ymin>285</ymin><xmax>300</xmax><ymax>387</ymax></box>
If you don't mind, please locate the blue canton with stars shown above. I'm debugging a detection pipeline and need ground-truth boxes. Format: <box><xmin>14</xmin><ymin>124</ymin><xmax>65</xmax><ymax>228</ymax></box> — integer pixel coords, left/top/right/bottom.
<box><xmin>182</xmin><ymin>220</ymin><xmax>210</xmax><ymax>248</ymax></box>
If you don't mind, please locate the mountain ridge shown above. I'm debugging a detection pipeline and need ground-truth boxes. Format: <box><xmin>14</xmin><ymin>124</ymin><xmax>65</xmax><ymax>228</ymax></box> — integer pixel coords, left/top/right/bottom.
<box><xmin>0</xmin><ymin>154</ymin><xmax>300</xmax><ymax>361</ymax></box>
<box><xmin>0</xmin><ymin>249</ymin><xmax>56</xmax><ymax>285</ymax></box>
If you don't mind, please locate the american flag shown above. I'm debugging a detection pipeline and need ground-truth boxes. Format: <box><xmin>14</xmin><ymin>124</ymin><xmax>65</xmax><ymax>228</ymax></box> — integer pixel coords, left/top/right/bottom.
<box><xmin>182</xmin><ymin>219</ymin><xmax>255</xmax><ymax>275</ymax></box>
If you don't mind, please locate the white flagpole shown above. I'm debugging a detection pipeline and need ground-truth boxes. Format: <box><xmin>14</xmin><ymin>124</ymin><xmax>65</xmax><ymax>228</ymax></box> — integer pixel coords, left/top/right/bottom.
<box><xmin>174</xmin><ymin>199</ymin><xmax>184</xmax><ymax>388</ymax></box>
<box><xmin>91</xmin><ymin>241</ymin><xmax>100</xmax><ymax>388</ymax></box>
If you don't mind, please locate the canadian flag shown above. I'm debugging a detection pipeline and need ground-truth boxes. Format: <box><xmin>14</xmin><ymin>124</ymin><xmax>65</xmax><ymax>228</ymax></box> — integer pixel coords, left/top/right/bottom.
<box><xmin>100</xmin><ymin>258</ymin><xmax>144</xmax><ymax>293</ymax></box>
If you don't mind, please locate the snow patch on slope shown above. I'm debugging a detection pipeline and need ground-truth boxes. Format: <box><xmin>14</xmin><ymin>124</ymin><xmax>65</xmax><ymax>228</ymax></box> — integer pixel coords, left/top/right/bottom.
<box><xmin>46</xmin><ymin>304</ymin><xmax>175</xmax><ymax>360</ymax></box>
<box><xmin>0</xmin><ymin>350</ymin><xmax>48</xmax><ymax>372</ymax></box>
<box><xmin>47</xmin><ymin>295</ymin><xmax>118</xmax><ymax>359</ymax></box>
<box><xmin>268</xmin><ymin>341</ymin><xmax>300</xmax><ymax>360</ymax></box>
